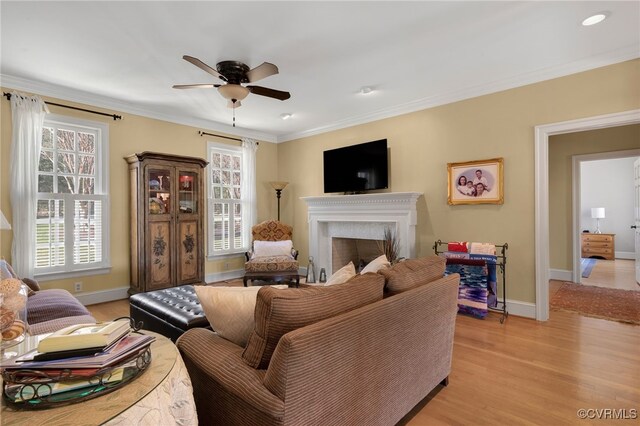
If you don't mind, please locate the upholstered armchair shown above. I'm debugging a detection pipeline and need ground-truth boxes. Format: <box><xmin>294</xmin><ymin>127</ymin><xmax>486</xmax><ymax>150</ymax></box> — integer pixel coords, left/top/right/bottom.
<box><xmin>244</xmin><ymin>220</ymin><xmax>299</xmax><ymax>273</ymax></box>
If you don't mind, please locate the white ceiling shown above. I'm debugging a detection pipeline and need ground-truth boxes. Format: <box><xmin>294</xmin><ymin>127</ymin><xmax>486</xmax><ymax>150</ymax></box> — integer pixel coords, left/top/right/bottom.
<box><xmin>1</xmin><ymin>1</ymin><xmax>638</xmax><ymax>143</ymax></box>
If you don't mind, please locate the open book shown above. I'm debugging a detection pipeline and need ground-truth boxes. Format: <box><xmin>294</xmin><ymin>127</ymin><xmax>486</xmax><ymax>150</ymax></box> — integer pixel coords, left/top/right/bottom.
<box><xmin>37</xmin><ymin>319</ymin><xmax>131</xmax><ymax>353</ymax></box>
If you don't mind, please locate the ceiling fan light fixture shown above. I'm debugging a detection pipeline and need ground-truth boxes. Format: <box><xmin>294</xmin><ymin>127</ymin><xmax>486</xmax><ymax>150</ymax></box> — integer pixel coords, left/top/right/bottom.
<box><xmin>581</xmin><ymin>13</ymin><xmax>608</xmax><ymax>26</ymax></box>
<box><xmin>218</xmin><ymin>84</ymin><xmax>250</xmax><ymax>101</ymax></box>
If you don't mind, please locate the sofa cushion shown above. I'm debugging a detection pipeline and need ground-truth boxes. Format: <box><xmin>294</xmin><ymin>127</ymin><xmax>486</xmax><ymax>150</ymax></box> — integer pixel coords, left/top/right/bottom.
<box><xmin>360</xmin><ymin>254</ymin><xmax>390</xmax><ymax>274</ymax></box>
<box><xmin>379</xmin><ymin>256</ymin><xmax>445</xmax><ymax>295</ymax></box>
<box><xmin>195</xmin><ymin>285</ymin><xmax>287</xmax><ymax>347</ymax></box>
<box><xmin>27</xmin><ymin>289</ymin><xmax>93</xmax><ymax>325</ymax></box>
<box><xmin>325</xmin><ymin>261</ymin><xmax>356</xmax><ymax>286</ymax></box>
<box><xmin>242</xmin><ymin>273</ymin><xmax>385</xmax><ymax>369</ymax></box>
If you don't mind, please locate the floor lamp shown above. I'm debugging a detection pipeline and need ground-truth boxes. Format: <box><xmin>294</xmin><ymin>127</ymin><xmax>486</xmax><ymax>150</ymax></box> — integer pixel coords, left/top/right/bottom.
<box><xmin>270</xmin><ymin>182</ymin><xmax>288</xmax><ymax>221</ymax></box>
<box><xmin>591</xmin><ymin>207</ymin><xmax>605</xmax><ymax>234</ymax></box>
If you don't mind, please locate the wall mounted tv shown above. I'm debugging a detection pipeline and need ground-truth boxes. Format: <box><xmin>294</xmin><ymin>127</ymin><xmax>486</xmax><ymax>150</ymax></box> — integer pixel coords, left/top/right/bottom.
<box><xmin>323</xmin><ymin>139</ymin><xmax>388</xmax><ymax>194</ymax></box>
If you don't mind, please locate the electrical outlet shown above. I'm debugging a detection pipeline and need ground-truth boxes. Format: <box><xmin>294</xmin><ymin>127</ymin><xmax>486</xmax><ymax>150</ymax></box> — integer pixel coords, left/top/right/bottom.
<box><xmin>74</xmin><ymin>282</ymin><xmax>82</xmax><ymax>292</ymax></box>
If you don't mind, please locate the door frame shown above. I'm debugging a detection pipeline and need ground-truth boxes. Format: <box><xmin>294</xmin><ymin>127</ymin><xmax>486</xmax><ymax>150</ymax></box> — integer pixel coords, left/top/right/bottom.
<box><xmin>534</xmin><ymin>109</ymin><xmax>640</xmax><ymax>321</ymax></box>
<box><xmin>571</xmin><ymin>149</ymin><xmax>640</xmax><ymax>283</ymax></box>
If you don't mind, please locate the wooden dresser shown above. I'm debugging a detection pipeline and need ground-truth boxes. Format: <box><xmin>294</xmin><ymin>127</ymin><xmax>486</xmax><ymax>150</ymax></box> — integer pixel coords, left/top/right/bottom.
<box><xmin>580</xmin><ymin>233</ymin><xmax>615</xmax><ymax>260</ymax></box>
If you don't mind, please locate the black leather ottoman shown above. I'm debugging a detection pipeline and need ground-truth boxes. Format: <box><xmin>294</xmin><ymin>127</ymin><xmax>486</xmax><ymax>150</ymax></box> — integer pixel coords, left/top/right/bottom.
<box><xmin>129</xmin><ymin>285</ymin><xmax>210</xmax><ymax>342</ymax></box>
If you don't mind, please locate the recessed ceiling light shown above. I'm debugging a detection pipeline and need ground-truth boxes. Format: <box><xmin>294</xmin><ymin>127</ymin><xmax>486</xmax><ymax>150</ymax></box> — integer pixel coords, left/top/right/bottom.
<box><xmin>582</xmin><ymin>13</ymin><xmax>607</xmax><ymax>26</ymax></box>
<box><xmin>280</xmin><ymin>113</ymin><xmax>292</xmax><ymax>120</ymax></box>
<box><xmin>359</xmin><ymin>86</ymin><xmax>374</xmax><ymax>95</ymax></box>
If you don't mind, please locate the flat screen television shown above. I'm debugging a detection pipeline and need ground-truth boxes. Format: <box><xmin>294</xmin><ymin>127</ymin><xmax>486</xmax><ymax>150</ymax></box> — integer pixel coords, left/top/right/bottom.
<box><xmin>323</xmin><ymin>139</ymin><xmax>388</xmax><ymax>193</ymax></box>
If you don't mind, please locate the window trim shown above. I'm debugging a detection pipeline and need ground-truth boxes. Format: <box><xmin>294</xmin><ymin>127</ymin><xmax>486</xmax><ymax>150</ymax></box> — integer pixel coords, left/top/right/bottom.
<box><xmin>206</xmin><ymin>141</ymin><xmax>247</xmax><ymax>258</ymax></box>
<box><xmin>34</xmin><ymin>114</ymin><xmax>110</xmax><ymax>279</ymax></box>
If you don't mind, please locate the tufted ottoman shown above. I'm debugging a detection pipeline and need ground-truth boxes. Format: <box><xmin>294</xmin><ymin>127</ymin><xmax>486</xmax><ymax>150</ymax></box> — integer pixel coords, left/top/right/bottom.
<box><xmin>129</xmin><ymin>285</ymin><xmax>210</xmax><ymax>342</ymax></box>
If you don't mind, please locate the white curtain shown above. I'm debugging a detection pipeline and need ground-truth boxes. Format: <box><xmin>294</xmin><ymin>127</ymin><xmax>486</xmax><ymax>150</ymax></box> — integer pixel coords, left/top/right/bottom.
<box><xmin>9</xmin><ymin>92</ymin><xmax>49</xmax><ymax>278</ymax></box>
<box><xmin>241</xmin><ymin>138</ymin><xmax>258</xmax><ymax>249</ymax></box>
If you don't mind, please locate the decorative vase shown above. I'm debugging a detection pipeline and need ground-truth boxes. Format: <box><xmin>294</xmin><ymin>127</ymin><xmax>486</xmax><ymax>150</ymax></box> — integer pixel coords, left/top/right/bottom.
<box><xmin>0</xmin><ymin>280</ymin><xmax>28</xmax><ymax>350</ymax></box>
<box><xmin>319</xmin><ymin>268</ymin><xmax>327</xmax><ymax>283</ymax></box>
<box><xmin>306</xmin><ymin>256</ymin><xmax>316</xmax><ymax>283</ymax></box>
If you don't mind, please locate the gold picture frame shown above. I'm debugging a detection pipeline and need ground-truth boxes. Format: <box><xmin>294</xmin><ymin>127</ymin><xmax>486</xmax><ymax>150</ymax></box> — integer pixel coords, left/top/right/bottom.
<box><xmin>447</xmin><ymin>157</ymin><xmax>504</xmax><ymax>205</ymax></box>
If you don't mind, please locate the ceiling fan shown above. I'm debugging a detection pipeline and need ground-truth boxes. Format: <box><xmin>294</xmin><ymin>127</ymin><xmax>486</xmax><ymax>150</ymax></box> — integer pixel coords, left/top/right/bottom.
<box><xmin>173</xmin><ymin>55</ymin><xmax>291</xmax><ymax>109</ymax></box>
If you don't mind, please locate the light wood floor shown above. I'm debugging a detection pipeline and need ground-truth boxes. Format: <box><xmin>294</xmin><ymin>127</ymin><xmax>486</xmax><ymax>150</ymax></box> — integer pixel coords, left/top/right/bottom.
<box><xmin>87</xmin><ymin>299</ymin><xmax>640</xmax><ymax>425</ymax></box>
<box><xmin>582</xmin><ymin>258</ymin><xmax>638</xmax><ymax>291</ymax></box>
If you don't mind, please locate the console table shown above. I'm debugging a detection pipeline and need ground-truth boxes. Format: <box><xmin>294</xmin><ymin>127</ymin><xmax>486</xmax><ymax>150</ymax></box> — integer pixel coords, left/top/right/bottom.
<box><xmin>1</xmin><ymin>331</ymin><xmax>196</xmax><ymax>425</ymax></box>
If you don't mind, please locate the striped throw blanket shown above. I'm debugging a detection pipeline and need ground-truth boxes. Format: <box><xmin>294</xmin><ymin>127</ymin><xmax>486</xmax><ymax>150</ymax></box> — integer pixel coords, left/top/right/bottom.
<box><xmin>445</xmin><ymin>258</ymin><xmax>488</xmax><ymax>319</ymax></box>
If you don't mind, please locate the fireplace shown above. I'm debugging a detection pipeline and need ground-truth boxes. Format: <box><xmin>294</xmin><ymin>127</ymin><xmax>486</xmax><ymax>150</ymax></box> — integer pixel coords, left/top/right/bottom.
<box><xmin>332</xmin><ymin>237</ymin><xmax>383</xmax><ymax>273</ymax></box>
<box><xmin>301</xmin><ymin>192</ymin><xmax>421</xmax><ymax>275</ymax></box>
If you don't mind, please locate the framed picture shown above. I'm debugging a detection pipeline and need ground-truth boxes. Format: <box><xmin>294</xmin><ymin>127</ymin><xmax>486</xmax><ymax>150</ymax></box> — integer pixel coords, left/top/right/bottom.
<box><xmin>448</xmin><ymin>157</ymin><xmax>504</xmax><ymax>205</ymax></box>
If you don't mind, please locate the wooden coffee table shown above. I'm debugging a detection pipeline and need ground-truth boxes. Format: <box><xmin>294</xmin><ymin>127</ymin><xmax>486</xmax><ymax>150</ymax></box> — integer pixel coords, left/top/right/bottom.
<box><xmin>243</xmin><ymin>271</ymin><xmax>300</xmax><ymax>288</ymax></box>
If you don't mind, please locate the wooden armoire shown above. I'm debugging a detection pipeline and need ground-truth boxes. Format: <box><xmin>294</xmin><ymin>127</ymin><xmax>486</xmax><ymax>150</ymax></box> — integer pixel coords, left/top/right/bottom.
<box><xmin>125</xmin><ymin>152</ymin><xmax>208</xmax><ymax>294</ymax></box>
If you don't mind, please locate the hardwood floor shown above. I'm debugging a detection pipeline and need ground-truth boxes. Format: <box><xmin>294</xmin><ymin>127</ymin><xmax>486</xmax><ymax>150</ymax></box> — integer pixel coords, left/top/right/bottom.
<box><xmin>87</xmin><ymin>300</ymin><xmax>640</xmax><ymax>425</ymax></box>
<box><xmin>582</xmin><ymin>258</ymin><xmax>638</xmax><ymax>291</ymax></box>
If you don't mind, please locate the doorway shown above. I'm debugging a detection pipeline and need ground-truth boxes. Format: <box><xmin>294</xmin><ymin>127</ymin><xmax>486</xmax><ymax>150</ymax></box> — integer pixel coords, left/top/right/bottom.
<box><xmin>534</xmin><ymin>109</ymin><xmax>640</xmax><ymax>321</ymax></box>
<box><xmin>573</xmin><ymin>151</ymin><xmax>640</xmax><ymax>291</ymax></box>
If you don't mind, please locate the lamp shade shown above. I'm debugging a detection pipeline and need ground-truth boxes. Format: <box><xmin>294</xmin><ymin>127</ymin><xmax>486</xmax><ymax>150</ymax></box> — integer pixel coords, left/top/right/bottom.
<box><xmin>591</xmin><ymin>207</ymin><xmax>605</xmax><ymax>219</ymax></box>
<box><xmin>0</xmin><ymin>210</ymin><xmax>11</xmax><ymax>230</ymax></box>
<box><xmin>218</xmin><ymin>84</ymin><xmax>250</xmax><ymax>101</ymax></box>
<box><xmin>270</xmin><ymin>181</ymin><xmax>289</xmax><ymax>191</ymax></box>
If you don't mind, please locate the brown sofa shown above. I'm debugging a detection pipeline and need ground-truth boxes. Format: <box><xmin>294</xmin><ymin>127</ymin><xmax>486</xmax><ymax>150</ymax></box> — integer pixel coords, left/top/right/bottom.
<box><xmin>177</xmin><ymin>256</ymin><xmax>459</xmax><ymax>425</ymax></box>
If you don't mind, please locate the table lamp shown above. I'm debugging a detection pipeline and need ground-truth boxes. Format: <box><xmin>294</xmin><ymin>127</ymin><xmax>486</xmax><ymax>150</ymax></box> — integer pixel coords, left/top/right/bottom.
<box><xmin>0</xmin><ymin>210</ymin><xmax>11</xmax><ymax>230</ymax></box>
<box><xmin>270</xmin><ymin>182</ymin><xmax>288</xmax><ymax>221</ymax></box>
<box><xmin>591</xmin><ymin>207</ymin><xmax>605</xmax><ymax>234</ymax></box>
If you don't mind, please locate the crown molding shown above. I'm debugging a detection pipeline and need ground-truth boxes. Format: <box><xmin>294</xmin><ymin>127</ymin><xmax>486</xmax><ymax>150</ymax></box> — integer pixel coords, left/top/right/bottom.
<box><xmin>277</xmin><ymin>46</ymin><xmax>640</xmax><ymax>142</ymax></box>
<box><xmin>0</xmin><ymin>74</ymin><xmax>278</xmax><ymax>143</ymax></box>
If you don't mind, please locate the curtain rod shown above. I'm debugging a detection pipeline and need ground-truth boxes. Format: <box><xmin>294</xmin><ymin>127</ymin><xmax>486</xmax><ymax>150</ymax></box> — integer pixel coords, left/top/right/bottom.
<box><xmin>198</xmin><ymin>131</ymin><xmax>258</xmax><ymax>144</ymax></box>
<box><xmin>3</xmin><ymin>92</ymin><xmax>122</xmax><ymax>121</ymax></box>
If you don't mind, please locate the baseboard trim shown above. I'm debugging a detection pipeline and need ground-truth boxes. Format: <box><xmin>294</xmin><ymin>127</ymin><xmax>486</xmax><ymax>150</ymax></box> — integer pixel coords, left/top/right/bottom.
<box><xmin>76</xmin><ymin>286</ymin><xmax>129</xmax><ymax>306</ymax></box>
<box><xmin>205</xmin><ymin>269</ymin><xmax>245</xmax><ymax>283</ymax></box>
<box><xmin>615</xmin><ymin>251</ymin><xmax>635</xmax><ymax>260</ymax></box>
<box><xmin>549</xmin><ymin>269</ymin><xmax>573</xmax><ymax>281</ymax></box>
<box><xmin>505</xmin><ymin>299</ymin><xmax>536</xmax><ymax>319</ymax></box>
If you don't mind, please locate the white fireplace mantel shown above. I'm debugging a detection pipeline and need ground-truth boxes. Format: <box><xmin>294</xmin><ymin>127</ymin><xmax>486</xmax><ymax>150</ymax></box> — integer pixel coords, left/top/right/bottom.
<box><xmin>301</xmin><ymin>192</ymin><xmax>422</xmax><ymax>273</ymax></box>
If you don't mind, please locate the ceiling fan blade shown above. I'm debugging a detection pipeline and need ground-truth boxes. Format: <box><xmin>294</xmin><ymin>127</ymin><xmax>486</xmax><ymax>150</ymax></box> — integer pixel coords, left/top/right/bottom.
<box><xmin>247</xmin><ymin>85</ymin><xmax>290</xmax><ymax>101</ymax></box>
<box><xmin>227</xmin><ymin>100</ymin><xmax>242</xmax><ymax>108</ymax></box>
<box><xmin>246</xmin><ymin>62</ymin><xmax>279</xmax><ymax>83</ymax></box>
<box><xmin>172</xmin><ymin>84</ymin><xmax>220</xmax><ymax>89</ymax></box>
<box><xmin>183</xmin><ymin>55</ymin><xmax>228</xmax><ymax>82</ymax></box>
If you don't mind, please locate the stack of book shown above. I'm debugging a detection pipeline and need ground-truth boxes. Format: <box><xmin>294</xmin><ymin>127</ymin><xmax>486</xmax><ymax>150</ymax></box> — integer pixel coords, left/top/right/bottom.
<box><xmin>1</xmin><ymin>319</ymin><xmax>155</xmax><ymax>407</ymax></box>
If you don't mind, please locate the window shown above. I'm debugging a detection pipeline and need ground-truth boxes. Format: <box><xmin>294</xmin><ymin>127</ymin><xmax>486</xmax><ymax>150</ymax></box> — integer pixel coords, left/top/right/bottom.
<box><xmin>35</xmin><ymin>114</ymin><xmax>109</xmax><ymax>277</ymax></box>
<box><xmin>207</xmin><ymin>142</ymin><xmax>247</xmax><ymax>256</ymax></box>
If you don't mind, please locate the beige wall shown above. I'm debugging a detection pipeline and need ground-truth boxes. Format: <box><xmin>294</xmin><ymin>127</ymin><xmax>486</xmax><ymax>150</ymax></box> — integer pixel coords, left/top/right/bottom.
<box><xmin>279</xmin><ymin>59</ymin><xmax>640</xmax><ymax>304</ymax></box>
<box><xmin>548</xmin><ymin>124</ymin><xmax>640</xmax><ymax>270</ymax></box>
<box><xmin>1</xmin><ymin>59</ymin><xmax>638</xmax><ymax>303</ymax></box>
<box><xmin>0</xmin><ymin>91</ymin><xmax>279</xmax><ymax>293</ymax></box>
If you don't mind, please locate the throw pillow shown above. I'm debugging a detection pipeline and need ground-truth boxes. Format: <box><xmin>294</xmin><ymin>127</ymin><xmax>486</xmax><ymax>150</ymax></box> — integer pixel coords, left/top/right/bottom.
<box><xmin>242</xmin><ymin>273</ymin><xmax>385</xmax><ymax>369</ymax></box>
<box><xmin>360</xmin><ymin>254</ymin><xmax>390</xmax><ymax>274</ymax></box>
<box><xmin>379</xmin><ymin>255</ymin><xmax>445</xmax><ymax>295</ymax></box>
<box><xmin>324</xmin><ymin>261</ymin><xmax>356</xmax><ymax>286</ymax></box>
<box><xmin>195</xmin><ymin>285</ymin><xmax>288</xmax><ymax>347</ymax></box>
<box><xmin>253</xmin><ymin>240</ymin><xmax>294</xmax><ymax>259</ymax></box>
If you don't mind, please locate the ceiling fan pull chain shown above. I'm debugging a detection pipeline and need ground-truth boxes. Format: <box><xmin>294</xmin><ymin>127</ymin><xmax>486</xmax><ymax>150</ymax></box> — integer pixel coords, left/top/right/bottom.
<box><xmin>233</xmin><ymin>102</ymin><xmax>236</xmax><ymax>127</ymax></box>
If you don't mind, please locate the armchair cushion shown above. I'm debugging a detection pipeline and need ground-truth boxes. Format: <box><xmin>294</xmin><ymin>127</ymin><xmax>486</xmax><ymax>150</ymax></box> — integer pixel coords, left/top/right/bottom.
<box><xmin>245</xmin><ymin>256</ymin><xmax>299</xmax><ymax>273</ymax></box>
<box><xmin>242</xmin><ymin>273</ymin><xmax>385</xmax><ymax>369</ymax></box>
<box><xmin>252</xmin><ymin>240</ymin><xmax>294</xmax><ymax>259</ymax></box>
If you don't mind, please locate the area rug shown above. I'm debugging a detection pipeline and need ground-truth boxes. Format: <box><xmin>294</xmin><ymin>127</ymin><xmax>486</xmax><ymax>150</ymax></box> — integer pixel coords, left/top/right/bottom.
<box><xmin>550</xmin><ymin>282</ymin><xmax>640</xmax><ymax>325</ymax></box>
<box><xmin>580</xmin><ymin>258</ymin><xmax>596</xmax><ymax>278</ymax></box>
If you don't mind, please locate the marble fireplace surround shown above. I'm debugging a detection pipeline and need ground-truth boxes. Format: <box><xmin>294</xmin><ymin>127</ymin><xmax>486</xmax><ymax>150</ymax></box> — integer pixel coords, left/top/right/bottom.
<box><xmin>301</xmin><ymin>192</ymin><xmax>421</xmax><ymax>274</ymax></box>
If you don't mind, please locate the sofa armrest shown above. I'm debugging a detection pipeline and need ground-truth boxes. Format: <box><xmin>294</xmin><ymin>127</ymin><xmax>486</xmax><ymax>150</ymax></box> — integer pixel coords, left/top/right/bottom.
<box><xmin>176</xmin><ymin>328</ymin><xmax>284</xmax><ymax>425</ymax></box>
